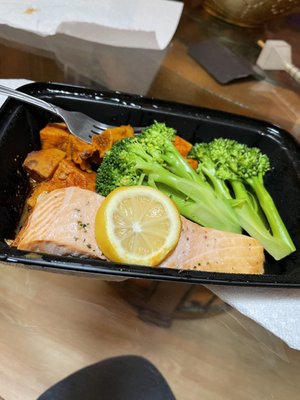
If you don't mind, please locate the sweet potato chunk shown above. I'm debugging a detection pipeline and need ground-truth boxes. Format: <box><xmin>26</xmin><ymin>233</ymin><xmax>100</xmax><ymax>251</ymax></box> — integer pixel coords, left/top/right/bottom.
<box><xmin>40</xmin><ymin>122</ymin><xmax>96</xmax><ymax>171</ymax></box>
<box><xmin>174</xmin><ymin>135</ymin><xmax>193</xmax><ymax>157</ymax></box>
<box><xmin>186</xmin><ymin>158</ymin><xmax>198</xmax><ymax>170</ymax></box>
<box><xmin>26</xmin><ymin>123</ymin><xmax>135</xmax><ymax>208</ymax></box>
<box><xmin>40</xmin><ymin>122</ymin><xmax>70</xmax><ymax>150</ymax></box>
<box><xmin>92</xmin><ymin>125</ymin><xmax>134</xmax><ymax>158</ymax></box>
<box><xmin>23</xmin><ymin>148</ymin><xmax>66</xmax><ymax>181</ymax></box>
<box><xmin>27</xmin><ymin>159</ymin><xmax>96</xmax><ymax>208</ymax></box>
<box><xmin>173</xmin><ymin>135</ymin><xmax>198</xmax><ymax>169</ymax></box>
<box><xmin>40</xmin><ymin>122</ymin><xmax>134</xmax><ymax>169</ymax></box>
<box><xmin>52</xmin><ymin>159</ymin><xmax>96</xmax><ymax>190</ymax></box>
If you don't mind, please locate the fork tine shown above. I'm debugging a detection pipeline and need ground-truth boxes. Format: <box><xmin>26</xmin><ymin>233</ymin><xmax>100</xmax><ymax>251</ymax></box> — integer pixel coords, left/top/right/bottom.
<box><xmin>91</xmin><ymin>122</ymin><xmax>146</xmax><ymax>136</ymax></box>
<box><xmin>133</xmin><ymin>126</ymin><xmax>145</xmax><ymax>134</ymax></box>
<box><xmin>91</xmin><ymin>126</ymin><xmax>106</xmax><ymax>135</ymax></box>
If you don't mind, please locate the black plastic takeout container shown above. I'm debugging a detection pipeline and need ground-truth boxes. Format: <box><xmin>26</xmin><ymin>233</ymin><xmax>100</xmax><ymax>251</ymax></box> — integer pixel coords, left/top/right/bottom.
<box><xmin>0</xmin><ymin>82</ymin><xmax>299</xmax><ymax>287</ymax></box>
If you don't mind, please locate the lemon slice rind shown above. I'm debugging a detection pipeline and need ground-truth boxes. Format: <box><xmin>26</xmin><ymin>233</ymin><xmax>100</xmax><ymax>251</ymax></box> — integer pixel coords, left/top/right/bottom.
<box><xmin>95</xmin><ymin>186</ymin><xmax>181</xmax><ymax>266</ymax></box>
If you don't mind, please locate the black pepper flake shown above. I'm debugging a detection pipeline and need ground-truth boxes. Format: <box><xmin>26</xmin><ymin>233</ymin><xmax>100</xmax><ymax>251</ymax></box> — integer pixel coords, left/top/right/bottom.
<box><xmin>77</xmin><ymin>220</ymin><xmax>90</xmax><ymax>232</ymax></box>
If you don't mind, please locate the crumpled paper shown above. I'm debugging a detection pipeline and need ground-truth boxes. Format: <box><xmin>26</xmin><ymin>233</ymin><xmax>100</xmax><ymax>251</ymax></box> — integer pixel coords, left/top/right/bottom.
<box><xmin>0</xmin><ymin>0</ymin><xmax>183</xmax><ymax>50</ymax></box>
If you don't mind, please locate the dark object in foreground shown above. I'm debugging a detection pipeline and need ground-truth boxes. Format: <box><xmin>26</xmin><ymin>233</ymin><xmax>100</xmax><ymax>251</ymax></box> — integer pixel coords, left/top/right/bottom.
<box><xmin>37</xmin><ymin>355</ymin><xmax>175</xmax><ymax>400</ymax></box>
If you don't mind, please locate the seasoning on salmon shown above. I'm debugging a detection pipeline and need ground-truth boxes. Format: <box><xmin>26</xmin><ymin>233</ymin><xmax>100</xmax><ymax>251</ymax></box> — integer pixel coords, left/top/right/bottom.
<box><xmin>14</xmin><ymin>187</ymin><xmax>264</xmax><ymax>274</ymax></box>
<box><xmin>15</xmin><ymin>186</ymin><xmax>106</xmax><ymax>260</ymax></box>
<box><xmin>158</xmin><ymin>217</ymin><xmax>264</xmax><ymax>274</ymax></box>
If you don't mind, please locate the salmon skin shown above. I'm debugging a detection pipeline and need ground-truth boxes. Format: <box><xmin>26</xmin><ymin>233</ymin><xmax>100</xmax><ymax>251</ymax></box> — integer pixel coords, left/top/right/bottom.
<box><xmin>15</xmin><ymin>187</ymin><xmax>264</xmax><ymax>274</ymax></box>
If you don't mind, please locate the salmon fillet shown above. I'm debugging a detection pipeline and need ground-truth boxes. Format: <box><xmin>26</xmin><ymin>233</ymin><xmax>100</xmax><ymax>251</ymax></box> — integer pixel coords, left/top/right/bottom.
<box><xmin>16</xmin><ymin>186</ymin><xmax>106</xmax><ymax>260</ymax></box>
<box><xmin>15</xmin><ymin>187</ymin><xmax>264</xmax><ymax>274</ymax></box>
<box><xmin>159</xmin><ymin>218</ymin><xmax>264</xmax><ymax>274</ymax></box>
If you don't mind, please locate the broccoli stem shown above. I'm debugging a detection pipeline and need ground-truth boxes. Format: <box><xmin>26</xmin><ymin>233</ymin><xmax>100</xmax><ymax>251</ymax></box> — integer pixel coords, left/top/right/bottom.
<box><xmin>247</xmin><ymin>176</ymin><xmax>296</xmax><ymax>253</ymax></box>
<box><xmin>135</xmin><ymin>160</ymin><xmax>241</xmax><ymax>233</ymax></box>
<box><xmin>199</xmin><ymin>163</ymin><xmax>232</xmax><ymax>199</ymax></box>
<box><xmin>157</xmin><ymin>186</ymin><xmax>231</xmax><ymax>231</ymax></box>
<box><xmin>230</xmin><ymin>180</ymin><xmax>295</xmax><ymax>260</ymax></box>
<box><xmin>162</xmin><ymin>142</ymin><xmax>207</xmax><ymax>186</ymax></box>
<box><xmin>189</xmin><ymin>138</ymin><xmax>296</xmax><ymax>260</ymax></box>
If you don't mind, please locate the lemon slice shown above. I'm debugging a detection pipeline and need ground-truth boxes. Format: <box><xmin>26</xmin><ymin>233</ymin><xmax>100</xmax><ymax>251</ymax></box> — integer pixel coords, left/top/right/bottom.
<box><xmin>95</xmin><ymin>186</ymin><xmax>181</xmax><ymax>266</ymax></box>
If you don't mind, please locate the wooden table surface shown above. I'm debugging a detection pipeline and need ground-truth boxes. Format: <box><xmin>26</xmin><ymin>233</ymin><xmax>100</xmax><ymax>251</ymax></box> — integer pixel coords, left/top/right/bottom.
<box><xmin>0</xmin><ymin>3</ymin><xmax>299</xmax><ymax>399</ymax></box>
<box><xmin>1</xmin><ymin>264</ymin><xmax>300</xmax><ymax>400</ymax></box>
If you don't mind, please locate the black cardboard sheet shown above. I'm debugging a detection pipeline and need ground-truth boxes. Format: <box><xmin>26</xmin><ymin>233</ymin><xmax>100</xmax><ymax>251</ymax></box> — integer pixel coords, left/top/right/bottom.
<box><xmin>188</xmin><ymin>38</ymin><xmax>255</xmax><ymax>84</ymax></box>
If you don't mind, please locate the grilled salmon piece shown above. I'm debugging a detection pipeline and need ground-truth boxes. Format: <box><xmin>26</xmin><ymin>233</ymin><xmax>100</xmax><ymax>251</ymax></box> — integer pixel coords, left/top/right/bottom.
<box><xmin>15</xmin><ymin>187</ymin><xmax>264</xmax><ymax>274</ymax></box>
<box><xmin>16</xmin><ymin>186</ymin><xmax>106</xmax><ymax>260</ymax></box>
<box><xmin>159</xmin><ymin>217</ymin><xmax>264</xmax><ymax>274</ymax></box>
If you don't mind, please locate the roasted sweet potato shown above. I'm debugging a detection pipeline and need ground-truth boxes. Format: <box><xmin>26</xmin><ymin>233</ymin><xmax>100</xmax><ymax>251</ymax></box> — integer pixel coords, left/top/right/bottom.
<box><xmin>40</xmin><ymin>122</ymin><xmax>70</xmax><ymax>150</ymax></box>
<box><xmin>27</xmin><ymin>159</ymin><xmax>96</xmax><ymax>208</ymax></box>
<box><xmin>92</xmin><ymin>125</ymin><xmax>134</xmax><ymax>158</ymax></box>
<box><xmin>186</xmin><ymin>158</ymin><xmax>198</xmax><ymax>170</ymax></box>
<box><xmin>25</xmin><ymin>123</ymin><xmax>136</xmax><ymax>208</ymax></box>
<box><xmin>40</xmin><ymin>122</ymin><xmax>96</xmax><ymax>171</ymax></box>
<box><xmin>53</xmin><ymin>159</ymin><xmax>96</xmax><ymax>189</ymax></box>
<box><xmin>40</xmin><ymin>122</ymin><xmax>134</xmax><ymax>170</ymax></box>
<box><xmin>174</xmin><ymin>135</ymin><xmax>193</xmax><ymax>157</ymax></box>
<box><xmin>173</xmin><ymin>135</ymin><xmax>198</xmax><ymax>169</ymax></box>
<box><xmin>23</xmin><ymin>148</ymin><xmax>66</xmax><ymax>181</ymax></box>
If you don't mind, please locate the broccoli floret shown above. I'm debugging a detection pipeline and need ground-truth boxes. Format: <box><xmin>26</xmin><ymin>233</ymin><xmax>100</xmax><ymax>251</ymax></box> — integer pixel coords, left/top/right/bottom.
<box><xmin>139</xmin><ymin>122</ymin><xmax>206</xmax><ymax>185</ymax></box>
<box><xmin>189</xmin><ymin>138</ymin><xmax>296</xmax><ymax>260</ymax></box>
<box><xmin>96</xmin><ymin>137</ymin><xmax>143</xmax><ymax>196</ymax></box>
<box><xmin>96</xmin><ymin>123</ymin><xmax>241</xmax><ymax>234</ymax></box>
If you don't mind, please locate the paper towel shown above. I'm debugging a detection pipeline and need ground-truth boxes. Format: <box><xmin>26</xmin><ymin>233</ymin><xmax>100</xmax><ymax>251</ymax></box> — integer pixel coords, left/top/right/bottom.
<box><xmin>208</xmin><ymin>285</ymin><xmax>300</xmax><ymax>351</ymax></box>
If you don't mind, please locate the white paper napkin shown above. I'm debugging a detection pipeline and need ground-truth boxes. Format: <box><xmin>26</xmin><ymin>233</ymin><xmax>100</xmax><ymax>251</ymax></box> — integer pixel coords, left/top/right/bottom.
<box><xmin>1</xmin><ymin>79</ymin><xmax>299</xmax><ymax>352</ymax></box>
<box><xmin>207</xmin><ymin>285</ymin><xmax>300</xmax><ymax>351</ymax></box>
<box><xmin>0</xmin><ymin>0</ymin><xmax>183</xmax><ymax>50</ymax></box>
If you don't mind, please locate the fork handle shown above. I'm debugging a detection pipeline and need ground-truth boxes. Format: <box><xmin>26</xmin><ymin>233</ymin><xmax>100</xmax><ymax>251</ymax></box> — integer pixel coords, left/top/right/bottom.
<box><xmin>0</xmin><ymin>84</ymin><xmax>61</xmax><ymax>115</ymax></box>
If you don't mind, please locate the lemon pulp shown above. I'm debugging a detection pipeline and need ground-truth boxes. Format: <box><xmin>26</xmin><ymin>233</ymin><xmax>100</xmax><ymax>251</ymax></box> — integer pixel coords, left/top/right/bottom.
<box><xmin>95</xmin><ymin>186</ymin><xmax>181</xmax><ymax>266</ymax></box>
